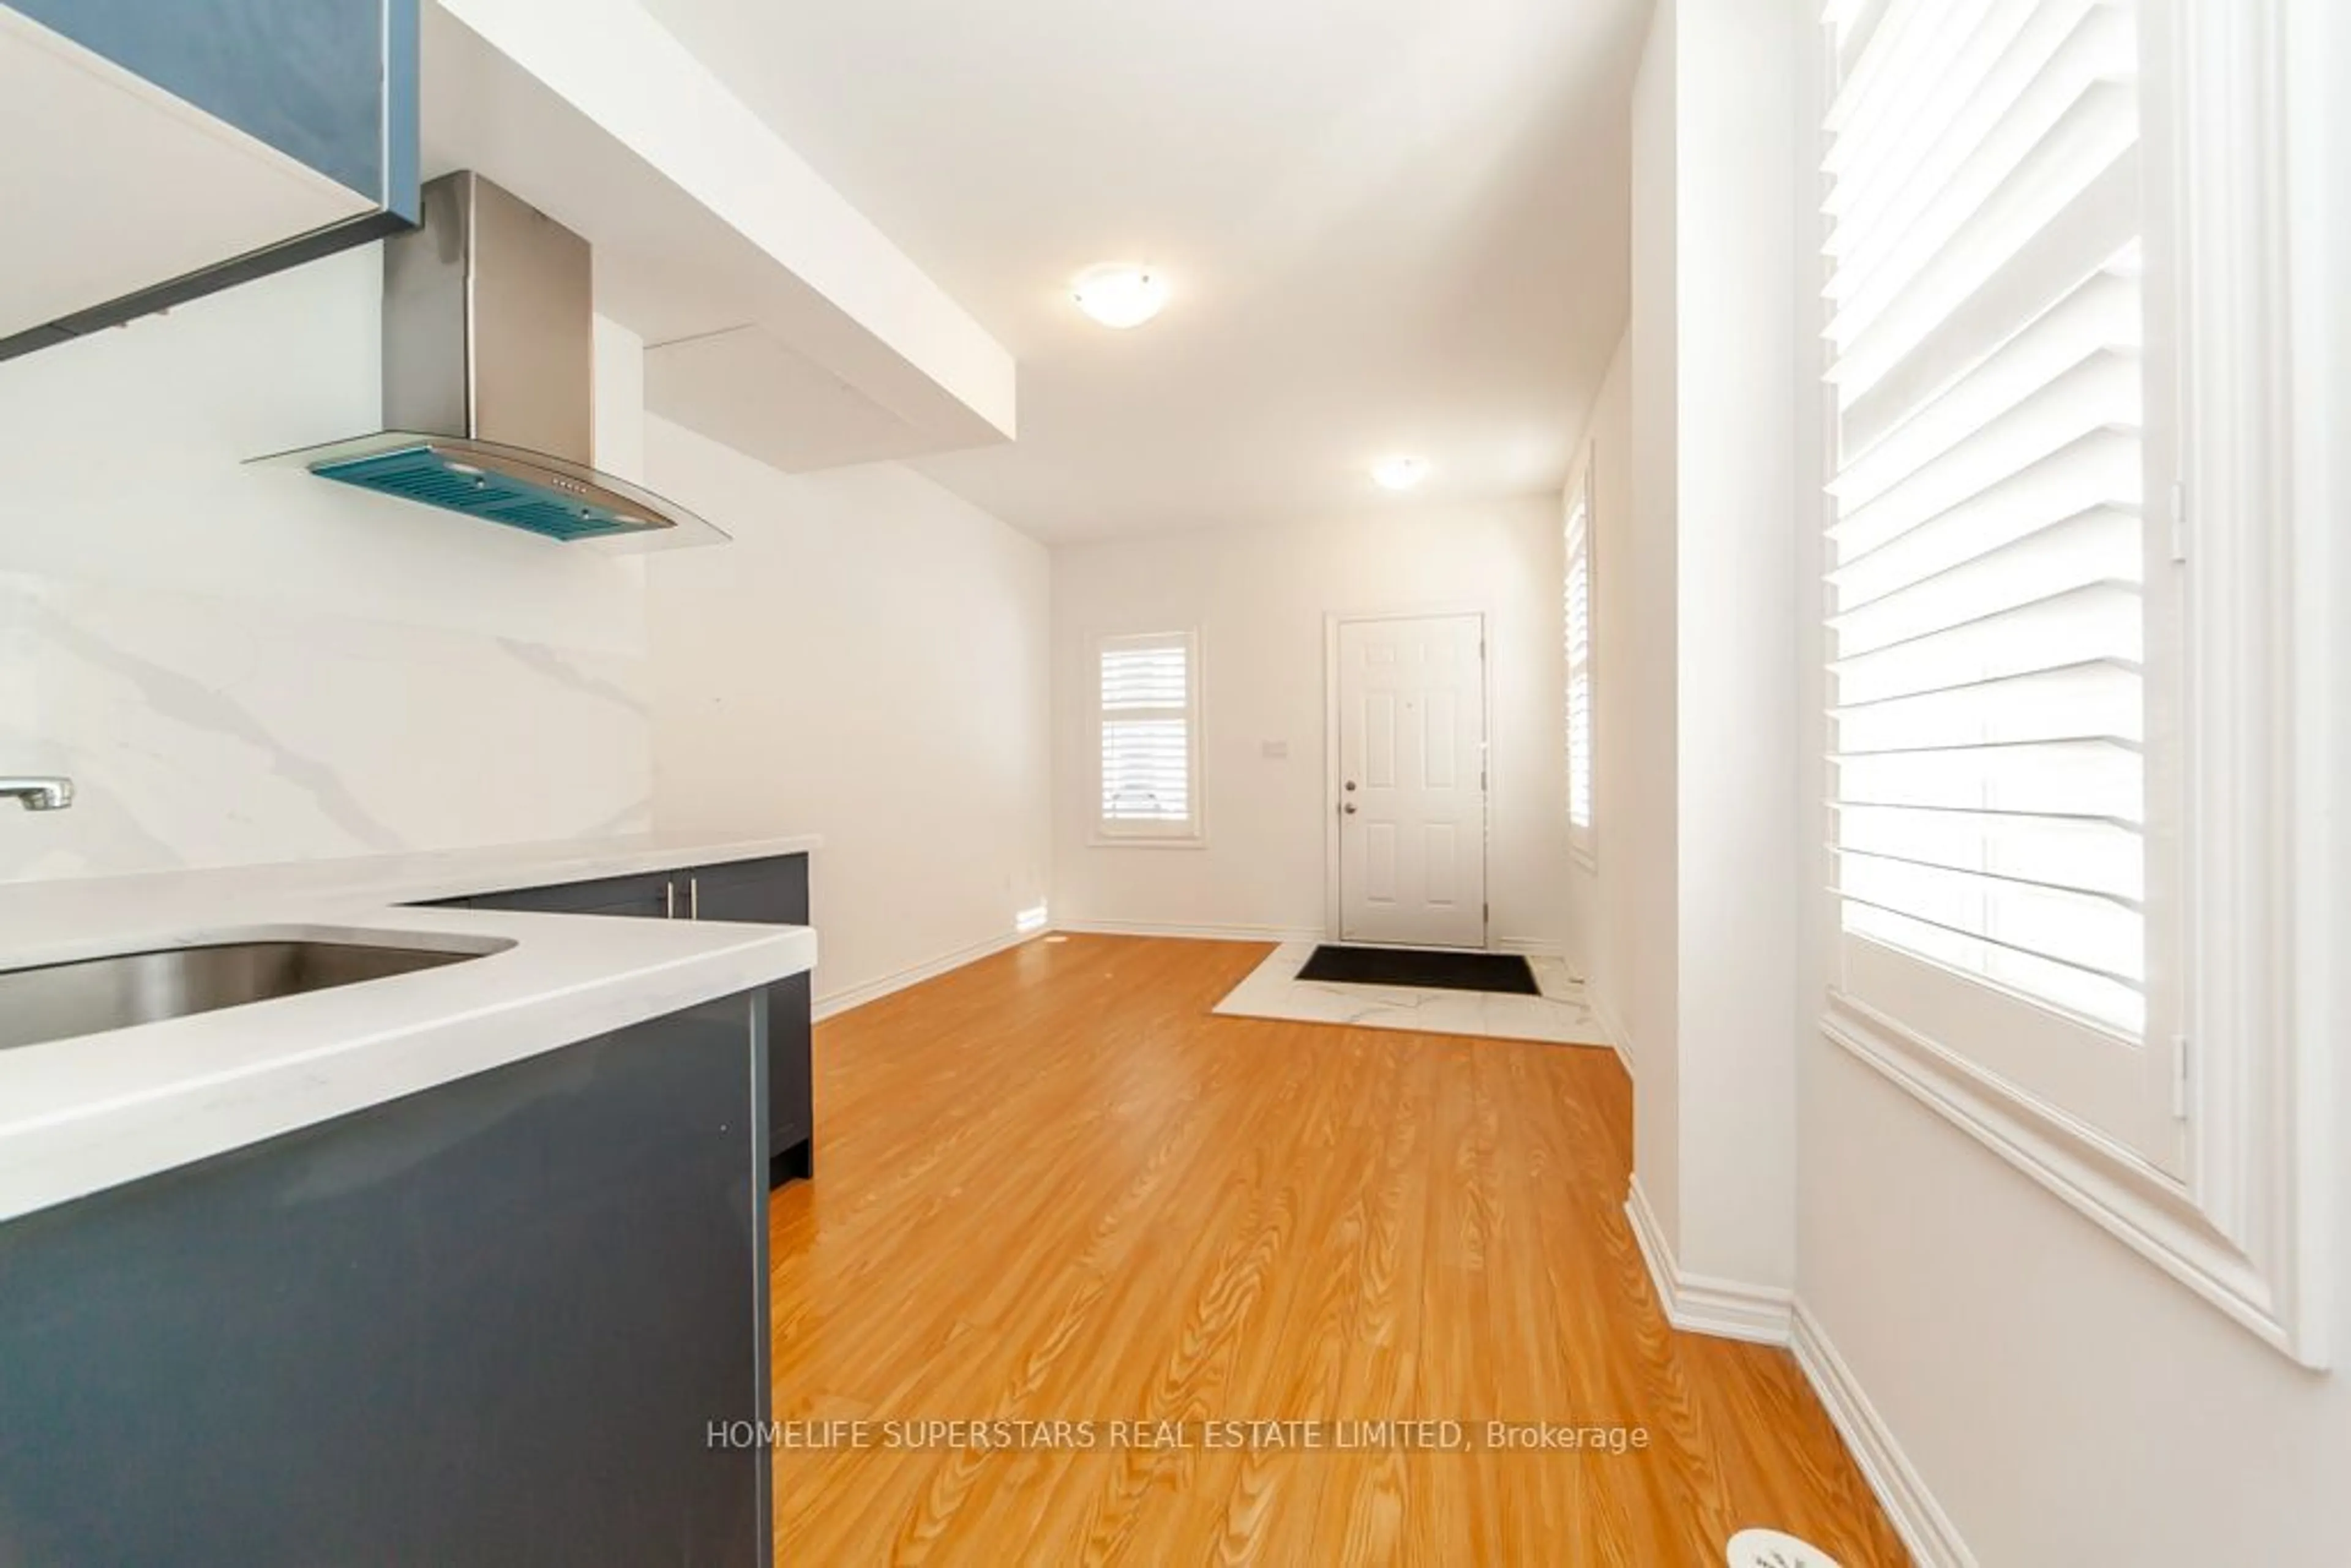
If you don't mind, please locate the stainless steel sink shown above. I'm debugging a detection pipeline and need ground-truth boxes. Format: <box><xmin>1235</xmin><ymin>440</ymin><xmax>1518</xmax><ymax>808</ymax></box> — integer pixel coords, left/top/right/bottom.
<box><xmin>0</xmin><ymin>939</ymin><xmax>489</xmax><ymax>1051</ymax></box>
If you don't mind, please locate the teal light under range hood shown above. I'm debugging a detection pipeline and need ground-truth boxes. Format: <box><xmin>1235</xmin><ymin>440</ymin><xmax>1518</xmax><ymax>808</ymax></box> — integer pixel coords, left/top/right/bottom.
<box><xmin>251</xmin><ymin>171</ymin><xmax>723</xmax><ymax>552</ymax></box>
<box><xmin>312</xmin><ymin>441</ymin><xmax>666</xmax><ymax>542</ymax></box>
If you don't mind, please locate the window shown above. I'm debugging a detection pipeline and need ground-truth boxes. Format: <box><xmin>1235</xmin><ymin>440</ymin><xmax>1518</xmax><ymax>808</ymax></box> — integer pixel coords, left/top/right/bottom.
<box><xmin>1564</xmin><ymin>459</ymin><xmax>1595</xmax><ymax>860</ymax></box>
<box><xmin>1816</xmin><ymin>0</ymin><xmax>2331</xmax><ymax>1365</ymax></box>
<box><xmin>1821</xmin><ymin>0</ymin><xmax>2180</xmax><ymax>1166</ymax></box>
<box><xmin>1092</xmin><ymin>630</ymin><xmax>1202</xmax><ymax>843</ymax></box>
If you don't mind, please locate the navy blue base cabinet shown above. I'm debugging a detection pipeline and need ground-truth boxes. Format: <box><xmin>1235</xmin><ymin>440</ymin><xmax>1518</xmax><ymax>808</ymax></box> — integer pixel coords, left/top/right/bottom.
<box><xmin>0</xmin><ymin>989</ymin><xmax>774</xmax><ymax>1567</ymax></box>
<box><xmin>440</xmin><ymin>853</ymin><xmax>816</xmax><ymax>1189</ymax></box>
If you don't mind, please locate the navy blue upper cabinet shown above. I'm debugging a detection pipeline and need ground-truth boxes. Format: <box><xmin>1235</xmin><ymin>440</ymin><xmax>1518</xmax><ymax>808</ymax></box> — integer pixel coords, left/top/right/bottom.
<box><xmin>0</xmin><ymin>0</ymin><xmax>418</xmax><ymax>361</ymax></box>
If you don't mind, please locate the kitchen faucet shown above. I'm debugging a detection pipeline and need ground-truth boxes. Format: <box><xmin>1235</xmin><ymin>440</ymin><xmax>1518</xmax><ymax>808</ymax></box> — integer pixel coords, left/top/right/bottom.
<box><xmin>1</xmin><ymin>776</ymin><xmax>73</xmax><ymax>811</ymax></box>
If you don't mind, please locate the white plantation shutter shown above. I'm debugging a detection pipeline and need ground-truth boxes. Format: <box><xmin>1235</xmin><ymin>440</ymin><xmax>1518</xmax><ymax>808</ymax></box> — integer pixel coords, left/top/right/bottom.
<box><xmin>1095</xmin><ymin>631</ymin><xmax>1201</xmax><ymax>839</ymax></box>
<box><xmin>1564</xmin><ymin>470</ymin><xmax>1594</xmax><ymax>846</ymax></box>
<box><xmin>1824</xmin><ymin>0</ymin><xmax>2161</xmax><ymax>1059</ymax></box>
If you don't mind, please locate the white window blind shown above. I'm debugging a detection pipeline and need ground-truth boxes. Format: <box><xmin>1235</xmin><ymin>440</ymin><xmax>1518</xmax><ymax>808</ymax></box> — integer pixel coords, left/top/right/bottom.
<box><xmin>1564</xmin><ymin>470</ymin><xmax>1594</xmax><ymax>846</ymax></box>
<box><xmin>1824</xmin><ymin>0</ymin><xmax>2150</xmax><ymax>1039</ymax></box>
<box><xmin>1095</xmin><ymin>631</ymin><xmax>1201</xmax><ymax>840</ymax></box>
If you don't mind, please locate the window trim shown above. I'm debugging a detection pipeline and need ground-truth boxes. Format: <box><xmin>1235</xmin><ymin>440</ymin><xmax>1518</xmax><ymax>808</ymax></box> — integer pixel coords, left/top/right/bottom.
<box><xmin>1564</xmin><ymin>451</ymin><xmax>1597</xmax><ymax>869</ymax></box>
<box><xmin>1810</xmin><ymin>0</ymin><xmax>2331</xmax><ymax>1367</ymax></box>
<box><xmin>1088</xmin><ymin>628</ymin><xmax>1207</xmax><ymax>849</ymax></box>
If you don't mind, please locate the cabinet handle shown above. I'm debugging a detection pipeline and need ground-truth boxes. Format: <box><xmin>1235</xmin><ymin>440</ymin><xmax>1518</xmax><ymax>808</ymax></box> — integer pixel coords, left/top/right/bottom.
<box><xmin>666</xmin><ymin>880</ymin><xmax>675</xmax><ymax>919</ymax></box>
<box><xmin>689</xmin><ymin>874</ymin><xmax>700</xmax><ymax>920</ymax></box>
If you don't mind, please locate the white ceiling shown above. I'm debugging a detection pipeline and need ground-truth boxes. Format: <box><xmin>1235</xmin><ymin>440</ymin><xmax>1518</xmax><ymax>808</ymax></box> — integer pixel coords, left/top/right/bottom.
<box><xmin>637</xmin><ymin>0</ymin><xmax>1650</xmax><ymax>543</ymax></box>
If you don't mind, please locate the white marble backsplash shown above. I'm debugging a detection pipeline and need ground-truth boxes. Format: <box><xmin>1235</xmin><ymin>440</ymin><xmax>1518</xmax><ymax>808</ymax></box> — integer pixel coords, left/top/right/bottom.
<box><xmin>0</xmin><ymin>571</ymin><xmax>651</xmax><ymax>882</ymax></box>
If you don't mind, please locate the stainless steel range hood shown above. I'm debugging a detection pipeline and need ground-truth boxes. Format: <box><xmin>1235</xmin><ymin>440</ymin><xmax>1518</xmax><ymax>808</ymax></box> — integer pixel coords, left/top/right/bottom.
<box><xmin>256</xmin><ymin>172</ymin><xmax>719</xmax><ymax>547</ymax></box>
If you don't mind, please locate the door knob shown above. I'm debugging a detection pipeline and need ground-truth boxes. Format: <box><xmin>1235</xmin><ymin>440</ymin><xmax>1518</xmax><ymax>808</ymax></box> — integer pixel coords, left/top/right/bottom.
<box><xmin>1344</xmin><ymin>780</ymin><xmax>1357</xmax><ymax>791</ymax></box>
<box><xmin>1343</xmin><ymin>802</ymin><xmax>1358</xmax><ymax>814</ymax></box>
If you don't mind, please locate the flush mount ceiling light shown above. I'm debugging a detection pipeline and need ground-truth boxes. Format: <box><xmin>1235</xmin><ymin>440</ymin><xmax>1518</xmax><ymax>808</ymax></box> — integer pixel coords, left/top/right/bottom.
<box><xmin>1071</xmin><ymin>263</ymin><xmax>1167</xmax><ymax>329</ymax></box>
<box><xmin>1371</xmin><ymin>456</ymin><xmax>1430</xmax><ymax>491</ymax></box>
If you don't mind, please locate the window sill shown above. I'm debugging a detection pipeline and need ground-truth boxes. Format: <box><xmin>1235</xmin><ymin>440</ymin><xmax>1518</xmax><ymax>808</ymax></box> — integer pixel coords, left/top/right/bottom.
<box><xmin>1088</xmin><ymin>833</ymin><xmax>1208</xmax><ymax>851</ymax></box>
<box><xmin>1823</xmin><ymin>989</ymin><xmax>2320</xmax><ymax>1366</ymax></box>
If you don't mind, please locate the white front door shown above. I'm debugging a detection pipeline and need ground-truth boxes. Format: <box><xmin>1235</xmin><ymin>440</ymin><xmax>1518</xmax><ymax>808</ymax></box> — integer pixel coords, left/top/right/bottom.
<box><xmin>1334</xmin><ymin>613</ymin><xmax>1488</xmax><ymax>948</ymax></box>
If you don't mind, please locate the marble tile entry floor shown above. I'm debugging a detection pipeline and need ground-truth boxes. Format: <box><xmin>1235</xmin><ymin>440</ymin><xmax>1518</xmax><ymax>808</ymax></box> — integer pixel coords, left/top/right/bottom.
<box><xmin>1212</xmin><ymin>942</ymin><xmax>1613</xmax><ymax>1048</ymax></box>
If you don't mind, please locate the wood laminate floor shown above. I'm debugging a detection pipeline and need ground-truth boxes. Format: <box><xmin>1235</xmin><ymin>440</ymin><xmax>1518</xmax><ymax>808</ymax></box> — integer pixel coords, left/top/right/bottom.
<box><xmin>768</xmin><ymin>935</ymin><xmax>1907</xmax><ymax>1567</ymax></box>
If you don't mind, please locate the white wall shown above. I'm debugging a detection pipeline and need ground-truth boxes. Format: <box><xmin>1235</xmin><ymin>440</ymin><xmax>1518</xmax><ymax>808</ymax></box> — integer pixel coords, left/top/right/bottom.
<box><xmin>1787</xmin><ymin>0</ymin><xmax>2351</xmax><ymax>1561</ymax></box>
<box><xmin>0</xmin><ymin>248</ymin><xmax>653</xmax><ymax>881</ymax></box>
<box><xmin>1663</xmin><ymin>0</ymin><xmax>1800</xmax><ymax>1291</ymax></box>
<box><xmin>1621</xmin><ymin>0</ymin><xmax>1684</xmax><ymax>1241</ymax></box>
<box><xmin>1049</xmin><ymin>498</ymin><xmax>1570</xmax><ymax>951</ymax></box>
<box><xmin>642</xmin><ymin>419</ymin><xmax>1052</xmax><ymax>1014</ymax></box>
<box><xmin>1592</xmin><ymin>0</ymin><xmax>1802</xmax><ymax>1288</ymax></box>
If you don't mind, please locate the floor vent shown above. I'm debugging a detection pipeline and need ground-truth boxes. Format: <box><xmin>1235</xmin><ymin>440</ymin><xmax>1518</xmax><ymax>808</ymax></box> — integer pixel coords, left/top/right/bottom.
<box><xmin>1726</xmin><ymin>1528</ymin><xmax>1843</xmax><ymax>1568</ymax></box>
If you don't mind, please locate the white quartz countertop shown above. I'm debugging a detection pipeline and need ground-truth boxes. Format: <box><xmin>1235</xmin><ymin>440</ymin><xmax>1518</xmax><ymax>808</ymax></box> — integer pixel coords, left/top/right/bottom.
<box><xmin>0</xmin><ymin>830</ymin><xmax>823</xmax><ymax>1222</ymax></box>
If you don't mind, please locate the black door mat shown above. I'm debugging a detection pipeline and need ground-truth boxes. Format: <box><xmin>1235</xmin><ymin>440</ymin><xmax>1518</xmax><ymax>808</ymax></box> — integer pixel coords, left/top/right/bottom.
<box><xmin>1295</xmin><ymin>945</ymin><xmax>1540</xmax><ymax>995</ymax></box>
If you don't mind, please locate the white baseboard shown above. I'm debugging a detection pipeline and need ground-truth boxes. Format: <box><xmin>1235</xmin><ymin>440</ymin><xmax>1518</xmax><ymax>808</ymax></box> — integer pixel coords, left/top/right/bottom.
<box><xmin>1585</xmin><ymin>988</ymin><xmax>1638</xmax><ymax>1084</ymax></box>
<box><xmin>1791</xmin><ymin>1302</ymin><xmax>1975</xmax><ymax>1568</ymax></box>
<box><xmin>1051</xmin><ymin>918</ymin><xmax>1325</xmax><ymax>945</ymax></box>
<box><xmin>1055</xmin><ymin>920</ymin><xmax>1569</xmax><ymax>956</ymax></box>
<box><xmin>812</xmin><ymin>928</ymin><xmax>1035</xmax><ymax>1021</ymax></box>
<box><xmin>1623</xmin><ymin>1177</ymin><xmax>1970</xmax><ymax>1563</ymax></box>
<box><xmin>1623</xmin><ymin>1177</ymin><xmax>1794</xmax><ymax>1346</ymax></box>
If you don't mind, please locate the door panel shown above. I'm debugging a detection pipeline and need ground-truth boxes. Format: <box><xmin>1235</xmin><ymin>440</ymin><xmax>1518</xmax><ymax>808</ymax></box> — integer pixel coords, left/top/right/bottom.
<box><xmin>1335</xmin><ymin>614</ymin><xmax>1488</xmax><ymax>947</ymax></box>
<box><xmin>1427</xmin><ymin>824</ymin><xmax>1459</xmax><ymax>902</ymax></box>
<box><xmin>1365</xmin><ymin>695</ymin><xmax>1397</xmax><ymax>787</ymax></box>
<box><xmin>1427</xmin><ymin>689</ymin><xmax>1460</xmax><ymax>785</ymax></box>
<box><xmin>463</xmin><ymin>872</ymin><xmax>673</xmax><ymax>919</ymax></box>
<box><xmin>688</xmin><ymin>855</ymin><xmax>811</xmax><ymax>926</ymax></box>
<box><xmin>682</xmin><ymin>856</ymin><xmax>814</xmax><ymax>1179</ymax></box>
<box><xmin>1365</xmin><ymin>823</ymin><xmax>1397</xmax><ymax>902</ymax></box>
